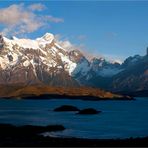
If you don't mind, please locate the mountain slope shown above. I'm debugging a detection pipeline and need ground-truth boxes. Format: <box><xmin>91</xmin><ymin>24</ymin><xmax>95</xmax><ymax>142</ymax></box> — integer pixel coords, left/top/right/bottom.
<box><xmin>0</xmin><ymin>85</ymin><xmax>132</xmax><ymax>100</ymax></box>
<box><xmin>0</xmin><ymin>33</ymin><xmax>124</xmax><ymax>87</ymax></box>
<box><xmin>0</xmin><ymin>33</ymin><xmax>147</xmax><ymax>96</ymax></box>
<box><xmin>111</xmin><ymin>55</ymin><xmax>148</xmax><ymax>92</ymax></box>
<box><xmin>0</xmin><ymin>33</ymin><xmax>79</xmax><ymax>86</ymax></box>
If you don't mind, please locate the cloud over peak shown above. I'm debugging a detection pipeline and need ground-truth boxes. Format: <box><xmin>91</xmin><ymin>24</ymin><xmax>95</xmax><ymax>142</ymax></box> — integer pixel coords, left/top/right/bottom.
<box><xmin>0</xmin><ymin>3</ymin><xmax>64</xmax><ymax>36</ymax></box>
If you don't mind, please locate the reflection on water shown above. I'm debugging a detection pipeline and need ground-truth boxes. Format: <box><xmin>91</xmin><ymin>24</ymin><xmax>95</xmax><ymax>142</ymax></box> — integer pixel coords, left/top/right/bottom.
<box><xmin>0</xmin><ymin>97</ymin><xmax>148</xmax><ymax>139</ymax></box>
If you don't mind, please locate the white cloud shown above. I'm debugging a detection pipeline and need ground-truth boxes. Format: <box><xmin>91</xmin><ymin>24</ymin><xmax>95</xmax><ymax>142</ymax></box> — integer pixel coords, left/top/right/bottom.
<box><xmin>58</xmin><ymin>40</ymin><xmax>77</xmax><ymax>51</ymax></box>
<box><xmin>0</xmin><ymin>4</ymin><xmax>24</xmax><ymax>26</ymax></box>
<box><xmin>0</xmin><ymin>3</ymin><xmax>64</xmax><ymax>36</ymax></box>
<box><xmin>60</xmin><ymin>41</ymin><xmax>73</xmax><ymax>49</ymax></box>
<box><xmin>45</xmin><ymin>15</ymin><xmax>64</xmax><ymax>23</ymax></box>
<box><xmin>28</xmin><ymin>3</ymin><xmax>46</xmax><ymax>11</ymax></box>
<box><xmin>55</xmin><ymin>34</ymin><xmax>62</xmax><ymax>41</ymax></box>
<box><xmin>55</xmin><ymin>34</ymin><xmax>83</xmax><ymax>50</ymax></box>
<box><xmin>55</xmin><ymin>34</ymin><xmax>94</xmax><ymax>60</ymax></box>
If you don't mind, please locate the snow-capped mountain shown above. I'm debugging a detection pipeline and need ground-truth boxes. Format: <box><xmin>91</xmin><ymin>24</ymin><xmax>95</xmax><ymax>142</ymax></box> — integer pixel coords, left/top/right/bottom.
<box><xmin>70</xmin><ymin>47</ymin><xmax>148</xmax><ymax>93</ymax></box>
<box><xmin>0</xmin><ymin>33</ymin><xmax>76</xmax><ymax>75</ymax></box>
<box><xmin>70</xmin><ymin>56</ymin><xmax>124</xmax><ymax>88</ymax></box>
<box><xmin>0</xmin><ymin>33</ymin><xmax>80</xmax><ymax>86</ymax></box>
<box><xmin>90</xmin><ymin>58</ymin><xmax>123</xmax><ymax>77</ymax></box>
<box><xmin>0</xmin><ymin>32</ymin><xmax>147</xmax><ymax>94</ymax></box>
<box><xmin>0</xmin><ymin>33</ymin><xmax>122</xmax><ymax>86</ymax></box>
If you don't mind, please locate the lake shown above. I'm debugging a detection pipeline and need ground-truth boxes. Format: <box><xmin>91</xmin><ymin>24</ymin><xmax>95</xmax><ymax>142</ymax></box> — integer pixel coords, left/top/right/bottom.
<box><xmin>0</xmin><ymin>97</ymin><xmax>148</xmax><ymax>139</ymax></box>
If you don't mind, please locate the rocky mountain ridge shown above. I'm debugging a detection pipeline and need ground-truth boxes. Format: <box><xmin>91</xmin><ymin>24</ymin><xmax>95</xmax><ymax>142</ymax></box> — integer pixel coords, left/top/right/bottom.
<box><xmin>0</xmin><ymin>33</ymin><xmax>147</xmax><ymax>95</ymax></box>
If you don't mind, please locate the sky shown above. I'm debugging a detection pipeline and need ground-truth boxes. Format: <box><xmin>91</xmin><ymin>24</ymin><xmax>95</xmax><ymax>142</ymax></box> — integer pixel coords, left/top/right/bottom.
<box><xmin>0</xmin><ymin>0</ymin><xmax>148</xmax><ymax>62</ymax></box>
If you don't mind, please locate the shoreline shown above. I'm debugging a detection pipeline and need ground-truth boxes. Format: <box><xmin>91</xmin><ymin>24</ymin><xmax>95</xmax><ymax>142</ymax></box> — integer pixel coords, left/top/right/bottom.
<box><xmin>0</xmin><ymin>124</ymin><xmax>148</xmax><ymax>147</ymax></box>
<box><xmin>0</xmin><ymin>85</ymin><xmax>134</xmax><ymax>101</ymax></box>
<box><xmin>2</xmin><ymin>93</ymin><xmax>135</xmax><ymax>101</ymax></box>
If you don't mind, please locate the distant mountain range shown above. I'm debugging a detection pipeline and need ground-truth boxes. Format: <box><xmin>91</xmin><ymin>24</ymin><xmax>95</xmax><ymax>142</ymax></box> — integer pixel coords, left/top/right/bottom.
<box><xmin>78</xmin><ymin>54</ymin><xmax>148</xmax><ymax>93</ymax></box>
<box><xmin>0</xmin><ymin>33</ymin><xmax>147</xmax><ymax>97</ymax></box>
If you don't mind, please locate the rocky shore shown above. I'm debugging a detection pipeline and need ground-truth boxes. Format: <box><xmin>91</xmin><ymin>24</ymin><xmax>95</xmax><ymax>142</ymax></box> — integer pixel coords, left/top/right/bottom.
<box><xmin>0</xmin><ymin>124</ymin><xmax>148</xmax><ymax>147</ymax></box>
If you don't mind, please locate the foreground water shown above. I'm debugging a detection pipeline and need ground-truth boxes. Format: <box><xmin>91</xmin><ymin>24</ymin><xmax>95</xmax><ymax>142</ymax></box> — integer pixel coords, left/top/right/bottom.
<box><xmin>0</xmin><ymin>97</ymin><xmax>148</xmax><ymax>139</ymax></box>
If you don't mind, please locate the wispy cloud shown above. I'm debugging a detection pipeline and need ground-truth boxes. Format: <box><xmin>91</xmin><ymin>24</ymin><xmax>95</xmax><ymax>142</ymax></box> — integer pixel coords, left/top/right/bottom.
<box><xmin>56</xmin><ymin>37</ymin><xmax>78</xmax><ymax>51</ymax></box>
<box><xmin>44</xmin><ymin>15</ymin><xmax>64</xmax><ymax>23</ymax></box>
<box><xmin>0</xmin><ymin>3</ymin><xmax>64</xmax><ymax>36</ymax></box>
<box><xmin>55</xmin><ymin>34</ymin><xmax>123</xmax><ymax>62</ymax></box>
<box><xmin>28</xmin><ymin>3</ymin><xmax>46</xmax><ymax>11</ymax></box>
<box><xmin>55</xmin><ymin>34</ymin><xmax>99</xmax><ymax>60</ymax></box>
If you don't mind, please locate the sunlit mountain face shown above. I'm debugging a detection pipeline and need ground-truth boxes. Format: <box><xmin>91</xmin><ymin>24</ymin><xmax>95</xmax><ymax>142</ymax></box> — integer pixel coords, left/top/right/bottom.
<box><xmin>0</xmin><ymin>2</ymin><xmax>147</xmax><ymax>96</ymax></box>
<box><xmin>0</xmin><ymin>32</ymin><xmax>124</xmax><ymax>85</ymax></box>
<box><xmin>0</xmin><ymin>33</ymin><xmax>147</xmax><ymax>96</ymax></box>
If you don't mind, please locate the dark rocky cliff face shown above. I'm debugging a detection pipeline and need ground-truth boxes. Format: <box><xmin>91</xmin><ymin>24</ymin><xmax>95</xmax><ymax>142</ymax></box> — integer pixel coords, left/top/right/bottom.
<box><xmin>110</xmin><ymin>56</ymin><xmax>148</xmax><ymax>92</ymax></box>
<box><xmin>0</xmin><ymin>66</ymin><xmax>39</xmax><ymax>85</ymax></box>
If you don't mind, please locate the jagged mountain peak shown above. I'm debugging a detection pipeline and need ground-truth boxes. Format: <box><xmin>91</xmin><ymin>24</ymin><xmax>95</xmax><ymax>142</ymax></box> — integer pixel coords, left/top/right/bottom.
<box><xmin>41</xmin><ymin>32</ymin><xmax>54</xmax><ymax>39</ymax></box>
<box><xmin>0</xmin><ymin>33</ymin><xmax>76</xmax><ymax>76</ymax></box>
<box><xmin>122</xmin><ymin>54</ymin><xmax>144</xmax><ymax>68</ymax></box>
<box><xmin>91</xmin><ymin>57</ymin><xmax>104</xmax><ymax>63</ymax></box>
<box><xmin>36</xmin><ymin>32</ymin><xmax>54</xmax><ymax>43</ymax></box>
<box><xmin>91</xmin><ymin>57</ymin><xmax>121</xmax><ymax>66</ymax></box>
<box><xmin>2</xmin><ymin>33</ymin><xmax>55</xmax><ymax>50</ymax></box>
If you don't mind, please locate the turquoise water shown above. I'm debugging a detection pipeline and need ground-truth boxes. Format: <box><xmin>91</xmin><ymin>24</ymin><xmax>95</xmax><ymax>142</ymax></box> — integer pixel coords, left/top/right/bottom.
<box><xmin>0</xmin><ymin>97</ymin><xmax>148</xmax><ymax>139</ymax></box>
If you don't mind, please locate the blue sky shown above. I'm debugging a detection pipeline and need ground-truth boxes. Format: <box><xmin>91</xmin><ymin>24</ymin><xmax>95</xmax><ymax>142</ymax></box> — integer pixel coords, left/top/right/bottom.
<box><xmin>0</xmin><ymin>1</ymin><xmax>148</xmax><ymax>61</ymax></box>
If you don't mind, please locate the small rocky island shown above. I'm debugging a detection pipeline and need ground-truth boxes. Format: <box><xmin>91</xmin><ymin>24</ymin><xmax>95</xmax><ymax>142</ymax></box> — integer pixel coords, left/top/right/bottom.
<box><xmin>77</xmin><ymin>108</ymin><xmax>101</xmax><ymax>115</ymax></box>
<box><xmin>53</xmin><ymin>105</ymin><xmax>101</xmax><ymax>115</ymax></box>
<box><xmin>54</xmin><ymin>105</ymin><xmax>80</xmax><ymax>112</ymax></box>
